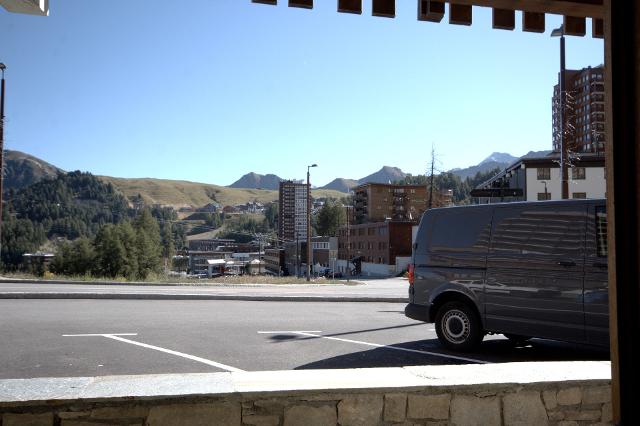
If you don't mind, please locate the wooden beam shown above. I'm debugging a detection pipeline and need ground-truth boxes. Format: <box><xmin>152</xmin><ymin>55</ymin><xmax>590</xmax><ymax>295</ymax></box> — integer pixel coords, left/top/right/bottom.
<box><xmin>522</xmin><ymin>11</ymin><xmax>545</xmax><ymax>32</ymax></box>
<box><xmin>252</xmin><ymin>0</ymin><xmax>277</xmax><ymax>5</ymax></box>
<box><xmin>592</xmin><ymin>17</ymin><xmax>604</xmax><ymax>38</ymax></box>
<box><xmin>564</xmin><ymin>15</ymin><xmax>587</xmax><ymax>36</ymax></box>
<box><xmin>418</xmin><ymin>0</ymin><xmax>445</xmax><ymax>23</ymax></box>
<box><xmin>450</xmin><ymin>3</ymin><xmax>472</xmax><ymax>25</ymax></box>
<box><xmin>604</xmin><ymin>2</ymin><xmax>640</xmax><ymax>423</ymax></box>
<box><xmin>440</xmin><ymin>0</ymin><xmax>603</xmax><ymax>19</ymax></box>
<box><xmin>338</xmin><ymin>0</ymin><xmax>362</xmax><ymax>14</ymax></box>
<box><xmin>289</xmin><ymin>0</ymin><xmax>313</xmax><ymax>8</ymax></box>
<box><xmin>372</xmin><ymin>0</ymin><xmax>395</xmax><ymax>18</ymax></box>
<box><xmin>492</xmin><ymin>8</ymin><xmax>515</xmax><ymax>30</ymax></box>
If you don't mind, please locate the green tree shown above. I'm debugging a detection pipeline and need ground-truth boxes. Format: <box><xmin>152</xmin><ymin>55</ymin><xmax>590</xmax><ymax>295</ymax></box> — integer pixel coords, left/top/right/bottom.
<box><xmin>264</xmin><ymin>203</ymin><xmax>278</xmax><ymax>230</ymax></box>
<box><xmin>50</xmin><ymin>237</ymin><xmax>95</xmax><ymax>276</ymax></box>
<box><xmin>1</xmin><ymin>216</ymin><xmax>46</xmax><ymax>270</ymax></box>
<box><xmin>315</xmin><ymin>199</ymin><xmax>346</xmax><ymax>237</ymax></box>
<box><xmin>133</xmin><ymin>209</ymin><xmax>162</xmax><ymax>279</ymax></box>
<box><xmin>93</xmin><ymin>224</ymin><xmax>128</xmax><ymax>278</ymax></box>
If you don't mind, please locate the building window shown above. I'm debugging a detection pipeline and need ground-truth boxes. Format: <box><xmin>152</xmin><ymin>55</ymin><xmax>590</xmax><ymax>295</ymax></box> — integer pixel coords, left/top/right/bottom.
<box><xmin>537</xmin><ymin>193</ymin><xmax>551</xmax><ymax>201</ymax></box>
<box><xmin>571</xmin><ymin>167</ymin><xmax>586</xmax><ymax>180</ymax></box>
<box><xmin>537</xmin><ymin>168</ymin><xmax>551</xmax><ymax>180</ymax></box>
<box><xmin>572</xmin><ymin>192</ymin><xmax>587</xmax><ymax>199</ymax></box>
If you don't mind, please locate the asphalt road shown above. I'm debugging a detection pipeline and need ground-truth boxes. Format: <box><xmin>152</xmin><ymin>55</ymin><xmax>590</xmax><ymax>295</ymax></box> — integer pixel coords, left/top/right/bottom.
<box><xmin>0</xmin><ymin>299</ymin><xmax>609</xmax><ymax>380</ymax></box>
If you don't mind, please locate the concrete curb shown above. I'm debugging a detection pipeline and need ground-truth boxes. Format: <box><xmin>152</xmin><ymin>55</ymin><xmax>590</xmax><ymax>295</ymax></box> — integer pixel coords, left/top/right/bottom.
<box><xmin>0</xmin><ymin>278</ymin><xmax>365</xmax><ymax>288</ymax></box>
<box><xmin>0</xmin><ymin>293</ymin><xmax>407</xmax><ymax>303</ymax></box>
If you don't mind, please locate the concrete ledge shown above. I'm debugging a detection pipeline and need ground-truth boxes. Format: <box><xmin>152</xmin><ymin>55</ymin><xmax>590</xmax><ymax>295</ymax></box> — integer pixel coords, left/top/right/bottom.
<box><xmin>0</xmin><ymin>278</ymin><xmax>364</xmax><ymax>288</ymax></box>
<box><xmin>0</xmin><ymin>293</ymin><xmax>406</xmax><ymax>302</ymax></box>
<box><xmin>0</xmin><ymin>362</ymin><xmax>613</xmax><ymax>425</ymax></box>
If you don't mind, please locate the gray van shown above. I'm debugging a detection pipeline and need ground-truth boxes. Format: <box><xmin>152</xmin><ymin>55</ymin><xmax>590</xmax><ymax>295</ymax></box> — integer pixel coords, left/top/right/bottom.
<box><xmin>405</xmin><ymin>199</ymin><xmax>608</xmax><ymax>351</ymax></box>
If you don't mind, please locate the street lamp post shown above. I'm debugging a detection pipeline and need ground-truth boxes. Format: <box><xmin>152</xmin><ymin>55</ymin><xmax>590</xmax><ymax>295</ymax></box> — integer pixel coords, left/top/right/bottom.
<box><xmin>541</xmin><ymin>180</ymin><xmax>548</xmax><ymax>200</ymax></box>
<box><xmin>306</xmin><ymin>164</ymin><xmax>317</xmax><ymax>282</ymax></box>
<box><xmin>551</xmin><ymin>25</ymin><xmax>569</xmax><ymax>199</ymax></box>
<box><xmin>0</xmin><ymin>63</ymin><xmax>6</xmax><ymax>262</ymax></box>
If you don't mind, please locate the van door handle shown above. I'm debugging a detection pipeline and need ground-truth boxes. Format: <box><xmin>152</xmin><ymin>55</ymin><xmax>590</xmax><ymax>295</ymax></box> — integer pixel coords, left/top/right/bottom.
<box><xmin>557</xmin><ymin>261</ymin><xmax>576</xmax><ymax>267</ymax></box>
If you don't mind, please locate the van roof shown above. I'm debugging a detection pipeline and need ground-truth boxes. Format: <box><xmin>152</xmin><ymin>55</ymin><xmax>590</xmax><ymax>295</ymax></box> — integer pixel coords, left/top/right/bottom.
<box><xmin>425</xmin><ymin>199</ymin><xmax>606</xmax><ymax>214</ymax></box>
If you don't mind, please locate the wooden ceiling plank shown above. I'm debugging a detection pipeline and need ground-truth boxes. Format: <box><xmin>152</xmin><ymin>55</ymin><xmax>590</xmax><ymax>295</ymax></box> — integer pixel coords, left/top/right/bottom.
<box><xmin>372</xmin><ymin>0</ymin><xmax>395</xmax><ymax>18</ymax></box>
<box><xmin>418</xmin><ymin>0</ymin><xmax>445</xmax><ymax>23</ymax></box>
<box><xmin>338</xmin><ymin>0</ymin><xmax>362</xmax><ymax>14</ymax></box>
<box><xmin>592</xmin><ymin>18</ymin><xmax>604</xmax><ymax>39</ymax></box>
<box><xmin>450</xmin><ymin>3</ymin><xmax>472</xmax><ymax>26</ymax></box>
<box><xmin>522</xmin><ymin>11</ymin><xmax>545</xmax><ymax>33</ymax></box>
<box><xmin>289</xmin><ymin>0</ymin><xmax>313</xmax><ymax>8</ymax></box>
<box><xmin>493</xmin><ymin>8</ymin><xmax>516</xmax><ymax>30</ymax></box>
<box><xmin>439</xmin><ymin>0</ymin><xmax>602</xmax><ymax>19</ymax></box>
<box><xmin>564</xmin><ymin>15</ymin><xmax>587</xmax><ymax>36</ymax></box>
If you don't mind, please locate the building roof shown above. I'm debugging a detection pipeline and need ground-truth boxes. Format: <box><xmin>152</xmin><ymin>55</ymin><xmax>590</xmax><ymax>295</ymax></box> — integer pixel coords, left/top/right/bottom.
<box><xmin>476</xmin><ymin>152</ymin><xmax>606</xmax><ymax>189</ymax></box>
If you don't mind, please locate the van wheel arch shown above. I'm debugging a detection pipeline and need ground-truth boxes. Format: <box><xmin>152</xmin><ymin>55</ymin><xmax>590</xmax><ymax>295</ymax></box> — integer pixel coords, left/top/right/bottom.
<box><xmin>430</xmin><ymin>292</ymin><xmax>482</xmax><ymax>326</ymax></box>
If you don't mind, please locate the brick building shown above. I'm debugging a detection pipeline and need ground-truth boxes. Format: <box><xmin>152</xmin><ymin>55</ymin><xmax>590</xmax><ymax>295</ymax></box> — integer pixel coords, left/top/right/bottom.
<box><xmin>552</xmin><ymin>65</ymin><xmax>605</xmax><ymax>155</ymax></box>
<box><xmin>337</xmin><ymin>221</ymin><xmax>414</xmax><ymax>266</ymax></box>
<box><xmin>353</xmin><ymin>183</ymin><xmax>427</xmax><ymax>224</ymax></box>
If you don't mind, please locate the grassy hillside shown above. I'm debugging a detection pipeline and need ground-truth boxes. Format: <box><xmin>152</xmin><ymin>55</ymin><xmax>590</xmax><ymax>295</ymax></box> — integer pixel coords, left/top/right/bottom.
<box><xmin>99</xmin><ymin>176</ymin><xmax>346</xmax><ymax>208</ymax></box>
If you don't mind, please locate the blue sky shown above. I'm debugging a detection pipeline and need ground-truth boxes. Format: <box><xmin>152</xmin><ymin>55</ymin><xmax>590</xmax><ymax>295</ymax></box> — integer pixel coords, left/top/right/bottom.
<box><xmin>0</xmin><ymin>1</ymin><xmax>604</xmax><ymax>186</ymax></box>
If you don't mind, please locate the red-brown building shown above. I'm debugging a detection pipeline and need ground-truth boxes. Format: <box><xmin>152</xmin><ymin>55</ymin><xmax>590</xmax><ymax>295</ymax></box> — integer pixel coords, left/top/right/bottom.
<box><xmin>552</xmin><ymin>65</ymin><xmax>605</xmax><ymax>155</ymax></box>
<box><xmin>337</xmin><ymin>221</ymin><xmax>413</xmax><ymax>266</ymax></box>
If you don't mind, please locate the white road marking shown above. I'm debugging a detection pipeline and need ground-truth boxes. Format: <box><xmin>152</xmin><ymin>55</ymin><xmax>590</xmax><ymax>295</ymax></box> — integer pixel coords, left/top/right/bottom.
<box><xmin>257</xmin><ymin>331</ymin><xmax>323</xmax><ymax>334</ymax></box>
<box><xmin>63</xmin><ymin>333</ymin><xmax>244</xmax><ymax>372</ymax></box>
<box><xmin>259</xmin><ymin>331</ymin><xmax>490</xmax><ymax>364</ymax></box>
<box><xmin>63</xmin><ymin>333</ymin><xmax>138</xmax><ymax>337</ymax></box>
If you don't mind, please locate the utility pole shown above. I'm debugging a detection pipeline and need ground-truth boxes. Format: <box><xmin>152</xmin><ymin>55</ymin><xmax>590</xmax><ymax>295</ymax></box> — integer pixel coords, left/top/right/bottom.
<box><xmin>346</xmin><ymin>203</ymin><xmax>350</xmax><ymax>283</ymax></box>
<box><xmin>0</xmin><ymin>63</ymin><xmax>6</xmax><ymax>262</ymax></box>
<box><xmin>295</xmin><ymin>232</ymin><xmax>299</xmax><ymax>277</ymax></box>
<box><xmin>552</xmin><ymin>25</ymin><xmax>569</xmax><ymax>199</ymax></box>
<box><xmin>306</xmin><ymin>164</ymin><xmax>317</xmax><ymax>281</ymax></box>
<box><xmin>428</xmin><ymin>145</ymin><xmax>435</xmax><ymax>209</ymax></box>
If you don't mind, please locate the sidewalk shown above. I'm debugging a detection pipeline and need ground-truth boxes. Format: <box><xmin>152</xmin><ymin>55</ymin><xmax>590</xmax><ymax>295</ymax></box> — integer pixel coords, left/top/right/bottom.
<box><xmin>0</xmin><ymin>277</ymin><xmax>409</xmax><ymax>303</ymax></box>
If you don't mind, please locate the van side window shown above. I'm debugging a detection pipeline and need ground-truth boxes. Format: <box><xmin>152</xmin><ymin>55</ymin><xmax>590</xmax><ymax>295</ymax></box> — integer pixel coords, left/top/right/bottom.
<box><xmin>596</xmin><ymin>206</ymin><xmax>607</xmax><ymax>257</ymax></box>
<box><xmin>431</xmin><ymin>210</ymin><xmax>492</xmax><ymax>252</ymax></box>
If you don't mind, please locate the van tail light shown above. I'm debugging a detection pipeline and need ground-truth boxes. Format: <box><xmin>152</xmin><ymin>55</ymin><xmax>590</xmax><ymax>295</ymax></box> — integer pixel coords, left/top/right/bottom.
<box><xmin>408</xmin><ymin>263</ymin><xmax>415</xmax><ymax>286</ymax></box>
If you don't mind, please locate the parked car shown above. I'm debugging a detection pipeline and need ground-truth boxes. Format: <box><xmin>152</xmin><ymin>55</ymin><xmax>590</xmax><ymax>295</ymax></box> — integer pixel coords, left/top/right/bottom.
<box><xmin>405</xmin><ymin>199</ymin><xmax>609</xmax><ymax>351</ymax></box>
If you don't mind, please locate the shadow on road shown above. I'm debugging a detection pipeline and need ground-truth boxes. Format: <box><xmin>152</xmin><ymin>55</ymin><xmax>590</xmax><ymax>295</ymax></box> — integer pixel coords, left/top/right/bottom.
<box><xmin>294</xmin><ymin>337</ymin><xmax>609</xmax><ymax>370</ymax></box>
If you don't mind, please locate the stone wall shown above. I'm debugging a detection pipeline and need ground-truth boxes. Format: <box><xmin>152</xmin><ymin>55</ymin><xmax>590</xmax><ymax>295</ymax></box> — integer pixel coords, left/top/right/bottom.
<box><xmin>0</xmin><ymin>362</ymin><xmax>612</xmax><ymax>426</ymax></box>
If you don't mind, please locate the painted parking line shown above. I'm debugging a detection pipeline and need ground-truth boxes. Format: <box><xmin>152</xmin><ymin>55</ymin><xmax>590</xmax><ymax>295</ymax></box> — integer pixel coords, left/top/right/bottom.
<box><xmin>63</xmin><ymin>333</ymin><xmax>244</xmax><ymax>372</ymax></box>
<box><xmin>258</xmin><ymin>331</ymin><xmax>489</xmax><ymax>364</ymax></box>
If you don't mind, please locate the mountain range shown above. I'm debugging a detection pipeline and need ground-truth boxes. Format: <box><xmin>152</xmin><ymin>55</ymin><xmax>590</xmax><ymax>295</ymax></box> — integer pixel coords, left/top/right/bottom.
<box><xmin>228</xmin><ymin>151</ymin><xmax>552</xmax><ymax>192</ymax></box>
<box><xmin>3</xmin><ymin>149</ymin><xmax>552</xmax><ymax>207</ymax></box>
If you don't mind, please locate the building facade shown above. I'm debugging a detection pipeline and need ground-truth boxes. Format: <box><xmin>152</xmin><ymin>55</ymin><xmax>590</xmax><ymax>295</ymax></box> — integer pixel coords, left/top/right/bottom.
<box><xmin>552</xmin><ymin>65</ymin><xmax>606</xmax><ymax>155</ymax></box>
<box><xmin>473</xmin><ymin>153</ymin><xmax>606</xmax><ymax>203</ymax></box>
<box><xmin>337</xmin><ymin>221</ymin><xmax>414</xmax><ymax>266</ymax></box>
<box><xmin>278</xmin><ymin>180</ymin><xmax>309</xmax><ymax>243</ymax></box>
<box><xmin>264</xmin><ymin>248</ymin><xmax>286</xmax><ymax>276</ymax></box>
<box><xmin>353</xmin><ymin>183</ymin><xmax>429</xmax><ymax>224</ymax></box>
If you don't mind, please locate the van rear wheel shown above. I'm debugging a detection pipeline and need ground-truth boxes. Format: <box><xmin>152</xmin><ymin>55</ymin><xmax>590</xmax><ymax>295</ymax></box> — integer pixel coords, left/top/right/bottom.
<box><xmin>435</xmin><ymin>302</ymin><xmax>483</xmax><ymax>351</ymax></box>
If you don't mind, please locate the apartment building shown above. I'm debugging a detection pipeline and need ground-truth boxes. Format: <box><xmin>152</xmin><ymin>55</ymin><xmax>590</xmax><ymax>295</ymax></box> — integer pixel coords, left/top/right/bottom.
<box><xmin>552</xmin><ymin>65</ymin><xmax>606</xmax><ymax>155</ymax></box>
<box><xmin>472</xmin><ymin>153</ymin><xmax>605</xmax><ymax>202</ymax></box>
<box><xmin>353</xmin><ymin>183</ymin><xmax>428</xmax><ymax>224</ymax></box>
<box><xmin>278</xmin><ymin>180</ymin><xmax>309</xmax><ymax>243</ymax></box>
<box><xmin>337</xmin><ymin>221</ymin><xmax>414</xmax><ymax>266</ymax></box>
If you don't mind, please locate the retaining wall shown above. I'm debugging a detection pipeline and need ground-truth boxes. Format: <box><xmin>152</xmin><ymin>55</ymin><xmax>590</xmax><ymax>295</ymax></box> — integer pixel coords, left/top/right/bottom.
<box><xmin>0</xmin><ymin>362</ymin><xmax>611</xmax><ymax>425</ymax></box>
